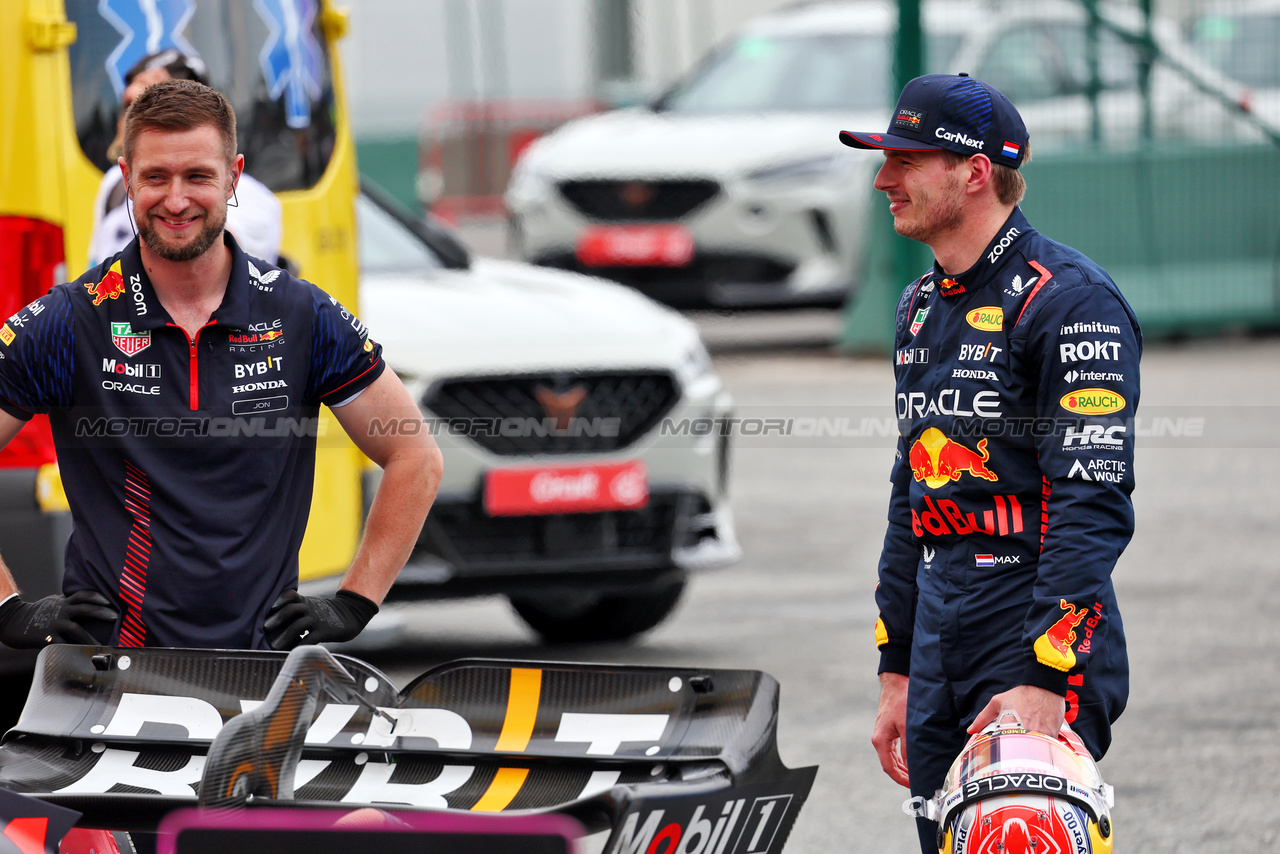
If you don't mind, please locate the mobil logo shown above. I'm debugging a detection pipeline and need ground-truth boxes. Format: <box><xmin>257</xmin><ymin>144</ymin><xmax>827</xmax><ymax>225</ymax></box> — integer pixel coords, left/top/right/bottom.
<box><xmin>608</xmin><ymin>794</ymin><xmax>795</xmax><ymax>854</ymax></box>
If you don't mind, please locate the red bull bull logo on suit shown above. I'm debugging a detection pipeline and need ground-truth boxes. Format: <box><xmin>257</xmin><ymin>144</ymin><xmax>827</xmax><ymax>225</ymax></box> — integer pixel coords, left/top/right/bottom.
<box><xmin>909</xmin><ymin>427</ymin><xmax>998</xmax><ymax>488</ymax></box>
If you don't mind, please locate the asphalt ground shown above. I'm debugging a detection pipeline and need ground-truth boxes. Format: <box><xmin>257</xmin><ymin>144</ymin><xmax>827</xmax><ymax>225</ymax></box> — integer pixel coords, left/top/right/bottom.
<box><xmin>357</xmin><ymin>321</ymin><xmax>1280</xmax><ymax>853</ymax></box>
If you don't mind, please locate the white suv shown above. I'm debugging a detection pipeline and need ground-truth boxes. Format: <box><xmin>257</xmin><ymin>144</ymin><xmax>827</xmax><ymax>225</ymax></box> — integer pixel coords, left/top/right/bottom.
<box><xmin>505</xmin><ymin>1</ymin><xmax>979</xmax><ymax>309</ymax></box>
<box><xmin>505</xmin><ymin>0</ymin><xmax>1255</xmax><ymax>311</ymax></box>
<box><xmin>337</xmin><ymin>185</ymin><xmax>739</xmax><ymax>643</ymax></box>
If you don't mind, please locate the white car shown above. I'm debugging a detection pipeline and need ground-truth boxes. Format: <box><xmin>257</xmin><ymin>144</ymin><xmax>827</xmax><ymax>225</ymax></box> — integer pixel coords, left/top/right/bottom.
<box><xmin>505</xmin><ymin>1</ymin><xmax>979</xmax><ymax>309</ymax></box>
<box><xmin>505</xmin><ymin>0</ymin><xmax>1257</xmax><ymax>311</ymax></box>
<box><xmin>343</xmin><ymin>184</ymin><xmax>739</xmax><ymax>643</ymax></box>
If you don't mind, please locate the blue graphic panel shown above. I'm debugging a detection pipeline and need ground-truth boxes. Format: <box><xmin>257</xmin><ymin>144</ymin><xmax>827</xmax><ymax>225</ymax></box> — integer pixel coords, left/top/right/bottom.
<box><xmin>253</xmin><ymin>0</ymin><xmax>325</xmax><ymax>129</ymax></box>
<box><xmin>99</xmin><ymin>0</ymin><xmax>198</xmax><ymax>97</ymax></box>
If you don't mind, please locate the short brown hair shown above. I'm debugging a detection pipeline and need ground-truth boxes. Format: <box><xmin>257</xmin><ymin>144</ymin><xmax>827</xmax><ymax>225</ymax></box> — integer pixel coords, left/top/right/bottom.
<box><xmin>123</xmin><ymin>78</ymin><xmax>237</xmax><ymax>165</ymax></box>
<box><xmin>941</xmin><ymin>144</ymin><xmax>1032</xmax><ymax>207</ymax></box>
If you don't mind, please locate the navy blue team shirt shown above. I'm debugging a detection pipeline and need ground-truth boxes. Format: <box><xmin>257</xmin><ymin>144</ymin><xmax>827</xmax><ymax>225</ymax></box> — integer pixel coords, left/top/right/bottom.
<box><xmin>0</xmin><ymin>234</ymin><xmax>384</xmax><ymax>649</ymax></box>
<box><xmin>876</xmin><ymin>206</ymin><xmax>1142</xmax><ymax>712</ymax></box>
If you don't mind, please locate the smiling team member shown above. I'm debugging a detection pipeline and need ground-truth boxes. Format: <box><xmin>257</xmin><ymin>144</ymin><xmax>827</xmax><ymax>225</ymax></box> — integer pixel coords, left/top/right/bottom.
<box><xmin>89</xmin><ymin>49</ymin><xmax>283</xmax><ymax>267</ymax></box>
<box><xmin>0</xmin><ymin>79</ymin><xmax>442</xmax><ymax>652</ymax></box>
<box><xmin>840</xmin><ymin>74</ymin><xmax>1140</xmax><ymax>853</ymax></box>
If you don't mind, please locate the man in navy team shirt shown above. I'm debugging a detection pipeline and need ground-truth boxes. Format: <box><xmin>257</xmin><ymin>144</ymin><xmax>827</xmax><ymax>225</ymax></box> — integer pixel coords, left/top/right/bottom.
<box><xmin>0</xmin><ymin>80</ymin><xmax>442</xmax><ymax>652</ymax></box>
<box><xmin>840</xmin><ymin>73</ymin><xmax>1140</xmax><ymax>853</ymax></box>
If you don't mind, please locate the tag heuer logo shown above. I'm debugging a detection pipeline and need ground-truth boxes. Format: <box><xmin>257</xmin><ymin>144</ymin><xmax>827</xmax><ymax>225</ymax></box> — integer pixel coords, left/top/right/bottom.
<box><xmin>111</xmin><ymin>322</ymin><xmax>151</xmax><ymax>357</ymax></box>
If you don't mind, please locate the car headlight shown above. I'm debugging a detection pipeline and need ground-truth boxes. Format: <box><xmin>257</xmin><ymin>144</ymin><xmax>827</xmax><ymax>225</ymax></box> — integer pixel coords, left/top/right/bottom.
<box><xmin>675</xmin><ymin>337</ymin><xmax>716</xmax><ymax>389</ymax></box>
<box><xmin>507</xmin><ymin>157</ymin><xmax>555</xmax><ymax>203</ymax></box>
<box><xmin>746</xmin><ymin>154</ymin><xmax>850</xmax><ymax>185</ymax></box>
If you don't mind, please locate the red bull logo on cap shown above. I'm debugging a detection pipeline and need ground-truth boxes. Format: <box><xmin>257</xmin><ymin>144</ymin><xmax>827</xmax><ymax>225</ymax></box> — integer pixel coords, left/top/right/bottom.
<box><xmin>908</xmin><ymin>427</ymin><xmax>998</xmax><ymax>489</ymax></box>
<box><xmin>86</xmin><ymin>261</ymin><xmax>126</xmax><ymax>307</ymax></box>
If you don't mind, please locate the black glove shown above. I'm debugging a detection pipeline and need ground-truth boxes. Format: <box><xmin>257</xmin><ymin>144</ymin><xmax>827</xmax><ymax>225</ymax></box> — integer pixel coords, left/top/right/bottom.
<box><xmin>264</xmin><ymin>589</ymin><xmax>379</xmax><ymax>650</ymax></box>
<box><xmin>0</xmin><ymin>590</ymin><xmax>119</xmax><ymax>649</ymax></box>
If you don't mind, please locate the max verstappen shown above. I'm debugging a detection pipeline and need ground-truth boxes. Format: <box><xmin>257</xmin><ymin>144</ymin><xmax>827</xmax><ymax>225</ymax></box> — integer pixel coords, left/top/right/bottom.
<box><xmin>840</xmin><ymin>74</ymin><xmax>1140</xmax><ymax>853</ymax></box>
<box><xmin>0</xmin><ymin>80</ymin><xmax>441</xmax><ymax>652</ymax></box>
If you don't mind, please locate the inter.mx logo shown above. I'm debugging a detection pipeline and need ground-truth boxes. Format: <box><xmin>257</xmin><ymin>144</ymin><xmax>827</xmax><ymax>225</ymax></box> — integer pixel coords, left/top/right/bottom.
<box><xmin>608</xmin><ymin>795</ymin><xmax>794</xmax><ymax>854</ymax></box>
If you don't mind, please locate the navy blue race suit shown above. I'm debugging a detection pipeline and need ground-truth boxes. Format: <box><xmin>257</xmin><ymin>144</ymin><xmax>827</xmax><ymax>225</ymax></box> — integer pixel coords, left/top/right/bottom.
<box><xmin>0</xmin><ymin>235</ymin><xmax>384</xmax><ymax>649</ymax></box>
<box><xmin>874</xmin><ymin>207</ymin><xmax>1140</xmax><ymax>849</ymax></box>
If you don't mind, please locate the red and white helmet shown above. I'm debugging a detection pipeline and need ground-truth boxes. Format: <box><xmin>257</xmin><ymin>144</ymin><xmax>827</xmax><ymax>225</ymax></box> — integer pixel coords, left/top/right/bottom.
<box><xmin>905</xmin><ymin>716</ymin><xmax>1115</xmax><ymax>854</ymax></box>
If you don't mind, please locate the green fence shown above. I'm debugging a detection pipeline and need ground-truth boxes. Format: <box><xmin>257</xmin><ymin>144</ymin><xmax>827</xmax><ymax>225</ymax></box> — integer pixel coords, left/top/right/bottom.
<box><xmin>1022</xmin><ymin>144</ymin><xmax>1280</xmax><ymax>337</ymax></box>
<box><xmin>354</xmin><ymin>135</ymin><xmax>421</xmax><ymax>212</ymax></box>
<box><xmin>842</xmin><ymin>143</ymin><xmax>1280</xmax><ymax>351</ymax></box>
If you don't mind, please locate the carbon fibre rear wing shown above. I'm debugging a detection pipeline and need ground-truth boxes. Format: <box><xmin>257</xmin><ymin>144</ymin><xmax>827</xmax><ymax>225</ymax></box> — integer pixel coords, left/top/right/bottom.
<box><xmin>0</xmin><ymin>646</ymin><xmax>817</xmax><ymax>853</ymax></box>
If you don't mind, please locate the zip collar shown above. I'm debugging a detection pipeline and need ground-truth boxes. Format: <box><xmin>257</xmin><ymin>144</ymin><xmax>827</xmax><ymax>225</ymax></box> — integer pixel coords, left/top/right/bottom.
<box><xmin>932</xmin><ymin>207</ymin><xmax>1036</xmax><ymax>299</ymax></box>
<box><xmin>118</xmin><ymin>232</ymin><xmax>255</xmax><ymax>331</ymax></box>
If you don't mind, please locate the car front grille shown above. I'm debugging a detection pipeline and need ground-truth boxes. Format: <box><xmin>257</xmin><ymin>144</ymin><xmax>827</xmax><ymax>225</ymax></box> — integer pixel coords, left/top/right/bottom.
<box><xmin>558</xmin><ymin>179</ymin><xmax>720</xmax><ymax>221</ymax></box>
<box><xmin>420</xmin><ymin>492</ymin><xmax>712</xmax><ymax>571</ymax></box>
<box><xmin>424</xmin><ymin>371</ymin><xmax>680</xmax><ymax>455</ymax></box>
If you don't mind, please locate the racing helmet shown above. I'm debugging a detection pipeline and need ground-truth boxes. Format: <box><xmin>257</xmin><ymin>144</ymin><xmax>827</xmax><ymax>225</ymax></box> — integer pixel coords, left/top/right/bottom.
<box><xmin>905</xmin><ymin>715</ymin><xmax>1115</xmax><ymax>854</ymax></box>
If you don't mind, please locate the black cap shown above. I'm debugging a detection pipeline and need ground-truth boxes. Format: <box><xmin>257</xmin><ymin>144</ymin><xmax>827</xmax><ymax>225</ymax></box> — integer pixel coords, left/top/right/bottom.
<box><xmin>124</xmin><ymin>49</ymin><xmax>209</xmax><ymax>87</ymax></box>
<box><xmin>839</xmin><ymin>73</ymin><xmax>1029</xmax><ymax>168</ymax></box>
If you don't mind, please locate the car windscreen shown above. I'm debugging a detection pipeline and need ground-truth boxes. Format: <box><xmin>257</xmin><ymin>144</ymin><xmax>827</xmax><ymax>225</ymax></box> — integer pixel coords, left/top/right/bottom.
<box><xmin>64</xmin><ymin>0</ymin><xmax>338</xmax><ymax>192</ymax></box>
<box><xmin>357</xmin><ymin>194</ymin><xmax>444</xmax><ymax>274</ymax></box>
<box><xmin>1190</xmin><ymin>12</ymin><xmax>1280</xmax><ymax>89</ymax></box>
<box><xmin>658</xmin><ymin>32</ymin><xmax>962</xmax><ymax>114</ymax></box>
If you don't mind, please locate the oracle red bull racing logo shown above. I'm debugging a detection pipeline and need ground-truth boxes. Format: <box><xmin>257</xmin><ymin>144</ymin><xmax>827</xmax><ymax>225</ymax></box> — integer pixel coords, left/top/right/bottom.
<box><xmin>909</xmin><ymin>428</ymin><xmax>998</xmax><ymax>489</ymax></box>
<box><xmin>86</xmin><ymin>261</ymin><xmax>126</xmax><ymax>306</ymax></box>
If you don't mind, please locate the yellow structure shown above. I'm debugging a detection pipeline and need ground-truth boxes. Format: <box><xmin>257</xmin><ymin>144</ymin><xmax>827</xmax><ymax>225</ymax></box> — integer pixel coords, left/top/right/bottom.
<box><xmin>0</xmin><ymin>0</ymin><xmax>364</xmax><ymax>589</ymax></box>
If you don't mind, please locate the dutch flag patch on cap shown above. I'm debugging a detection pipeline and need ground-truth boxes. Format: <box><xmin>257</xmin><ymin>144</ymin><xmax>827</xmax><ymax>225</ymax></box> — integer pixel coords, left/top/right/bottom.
<box><xmin>975</xmin><ymin>554</ymin><xmax>995</xmax><ymax>567</ymax></box>
<box><xmin>1001</xmin><ymin>141</ymin><xmax>1021</xmax><ymax>159</ymax></box>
